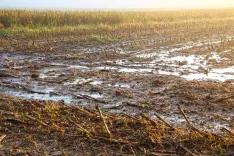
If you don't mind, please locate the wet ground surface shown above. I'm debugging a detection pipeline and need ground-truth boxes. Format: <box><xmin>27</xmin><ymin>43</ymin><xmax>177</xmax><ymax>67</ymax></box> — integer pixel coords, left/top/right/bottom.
<box><xmin>1</xmin><ymin>35</ymin><xmax>234</xmax><ymax>133</ymax></box>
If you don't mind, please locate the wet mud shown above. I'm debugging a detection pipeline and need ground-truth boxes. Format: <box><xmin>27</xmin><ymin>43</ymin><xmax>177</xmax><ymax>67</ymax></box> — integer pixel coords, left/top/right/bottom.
<box><xmin>1</xmin><ymin>35</ymin><xmax>234</xmax><ymax>133</ymax></box>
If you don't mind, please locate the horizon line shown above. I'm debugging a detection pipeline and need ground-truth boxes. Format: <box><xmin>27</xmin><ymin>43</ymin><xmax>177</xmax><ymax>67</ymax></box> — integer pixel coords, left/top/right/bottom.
<box><xmin>1</xmin><ymin>6</ymin><xmax>234</xmax><ymax>10</ymax></box>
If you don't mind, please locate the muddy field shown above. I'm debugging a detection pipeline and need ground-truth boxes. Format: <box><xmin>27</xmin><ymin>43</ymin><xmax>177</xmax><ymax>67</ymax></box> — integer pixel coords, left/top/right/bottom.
<box><xmin>1</xmin><ymin>35</ymin><xmax>234</xmax><ymax>155</ymax></box>
<box><xmin>1</xmin><ymin>35</ymin><xmax>234</xmax><ymax>130</ymax></box>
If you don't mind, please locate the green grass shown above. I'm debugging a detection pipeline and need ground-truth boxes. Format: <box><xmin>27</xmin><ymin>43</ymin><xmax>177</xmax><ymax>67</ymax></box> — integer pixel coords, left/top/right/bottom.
<box><xmin>0</xmin><ymin>29</ymin><xmax>8</xmax><ymax>37</ymax></box>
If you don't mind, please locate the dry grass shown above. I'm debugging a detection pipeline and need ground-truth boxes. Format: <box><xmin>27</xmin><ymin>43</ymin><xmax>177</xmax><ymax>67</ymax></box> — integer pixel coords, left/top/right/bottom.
<box><xmin>1</xmin><ymin>9</ymin><xmax>234</xmax><ymax>40</ymax></box>
<box><xmin>0</xmin><ymin>95</ymin><xmax>233</xmax><ymax>155</ymax></box>
<box><xmin>1</xmin><ymin>9</ymin><xmax>234</xmax><ymax>53</ymax></box>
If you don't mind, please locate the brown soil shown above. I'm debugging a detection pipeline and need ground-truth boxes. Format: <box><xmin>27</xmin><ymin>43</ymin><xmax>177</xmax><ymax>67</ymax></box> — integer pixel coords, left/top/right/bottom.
<box><xmin>1</xmin><ymin>35</ymin><xmax>234</xmax><ymax>155</ymax></box>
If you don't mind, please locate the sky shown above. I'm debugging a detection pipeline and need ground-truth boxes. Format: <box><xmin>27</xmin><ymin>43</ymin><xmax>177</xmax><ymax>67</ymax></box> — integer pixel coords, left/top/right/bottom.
<box><xmin>1</xmin><ymin>0</ymin><xmax>234</xmax><ymax>9</ymax></box>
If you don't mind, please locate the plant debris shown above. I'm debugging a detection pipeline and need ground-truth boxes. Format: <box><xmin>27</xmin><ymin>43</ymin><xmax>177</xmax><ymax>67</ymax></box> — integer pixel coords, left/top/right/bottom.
<box><xmin>0</xmin><ymin>95</ymin><xmax>234</xmax><ymax>155</ymax></box>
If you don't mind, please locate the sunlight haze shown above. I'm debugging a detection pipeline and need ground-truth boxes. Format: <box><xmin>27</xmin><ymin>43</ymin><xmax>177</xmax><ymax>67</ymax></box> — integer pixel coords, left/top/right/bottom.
<box><xmin>1</xmin><ymin>0</ymin><xmax>234</xmax><ymax>9</ymax></box>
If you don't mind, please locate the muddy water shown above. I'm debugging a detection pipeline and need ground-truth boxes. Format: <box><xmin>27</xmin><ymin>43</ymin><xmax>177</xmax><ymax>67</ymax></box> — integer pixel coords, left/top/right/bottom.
<box><xmin>1</xmin><ymin>36</ymin><xmax>234</xmax><ymax>132</ymax></box>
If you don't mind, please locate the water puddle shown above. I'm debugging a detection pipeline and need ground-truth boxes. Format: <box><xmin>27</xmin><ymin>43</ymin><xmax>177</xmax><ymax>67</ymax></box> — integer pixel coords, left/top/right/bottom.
<box><xmin>118</xmin><ymin>68</ymin><xmax>153</xmax><ymax>73</ymax></box>
<box><xmin>68</xmin><ymin>65</ymin><xmax>90</xmax><ymax>70</ymax></box>
<box><xmin>2</xmin><ymin>37</ymin><xmax>234</xmax><ymax>133</ymax></box>
<box><xmin>110</xmin><ymin>48</ymin><xmax>234</xmax><ymax>82</ymax></box>
<box><xmin>64</xmin><ymin>77</ymin><xmax>102</xmax><ymax>86</ymax></box>
<box><xmin>90</xmin><ymin>81</ymin><xmax>103</xmax><ymax>85</ymax></box>
<box><xmin>1</xmin><ymin>87</ymin><xmax>73</xmax><ymax>104</ymax></box>
<box><xmin>64</xmin><ymin>78</ymin><xmax>92</xmax><ymax>85</ymax></box>
<box><xmin>182</xmin><ymin>66</ymin><xmax>234</xmax><ymax>82</ymax></box>
<box><xmin>150</xmin><ymin>112</ymin><xmax>231</xmax><ymax>132</ymax></box>
<box><xmin>114</xmin><ymin>84</ymin><xmax>131</xmax><ymax>88</ymax></box>
<box><xmin>29</xmin><ymin>40</ymin><xmax>234</xmax><ymax>83</ymax></box>
<box><xmin>107</xmin><ymin>83</ymin><xmax>131</xmax><ymax>88</ymax></box>
<box><xmin>79</xmin><ymin>92</ymin><xmax>104</xmax><ymax>99</ymax></box>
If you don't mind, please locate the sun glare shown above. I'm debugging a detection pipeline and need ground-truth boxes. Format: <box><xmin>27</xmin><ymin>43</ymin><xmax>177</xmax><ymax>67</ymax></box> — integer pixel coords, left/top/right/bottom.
<box><xmin>130</xmin><ymin>0</ymin><xmax>234</xmax><ymax>9</ymax></box>
<box><xmin>1</xmin><ymin>0</ymin><xmax>234</xmax><ymax>9</ymax></box>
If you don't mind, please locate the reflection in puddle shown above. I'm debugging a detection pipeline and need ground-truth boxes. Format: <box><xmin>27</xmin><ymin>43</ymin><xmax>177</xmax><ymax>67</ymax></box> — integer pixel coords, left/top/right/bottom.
<box><xmin>64</xmin><ymin>78</ymin><xmax>92</xmax><ymax>85</ymax></box>
<box><xmin>3</xmin><ymin>37</ymin><xmax>234</xmax><ymax>105</ymax></box>
<box><xmin>151</xmin><ymin>113</ymin><xmax>185</xmax><ymax>126</ymax></box>
<box><xmin>114</xmin><ymin>84</ymin><xmax>131</xmax><ymax>88</ymax></box>
<box><xmin>208</xmin><ymin>122</ymin><xmax>230</xmax><ymax>133</ymax></box>
<box><xmin>34</xmin><ymin>40</ymin><xmax>234</xmax><ymax>83</ymax></box>
<box><xmin>68</xmin><ymin>65</ymin><xmax>89</xmax><ymax>70</ymax></box>
<box><xmin>107</xmin><ymin>83</ymin><xmax>131</xmax><ymax>88</ymax></box>
<box><xmin>90</xmin><ymin>81</ymin><xmax>103</xmax><ymax>85</ymax></box>
<box><xmin>79</xmin><ymin>92</ymin><xmax>104</xmax><ymax>99</ymax></box>
<box><xmin>39</xmin><ymin>73</ymin><xmax>59</xmax><ymax>79</ymax></box>
<box><xmin>183</xmin><ymin>66</ymin><xmax>234</xmax><ymax>82</ymax></box>
<box><xmin>64</xmin><ymin>77</ymin><xmax>103</xmax><ymax>86</ymax></box>
<box><xmin>115</xmin><ymin>49</ymin><xmax>234</xmax><ymax>82</ymax></box>
<box><xmin>151</xmin><ymin>113</ymin><xmax>231</xmax><ymax>132</ymax></box>
<box><xmin>119</xmin><ymin>68</ymin><xmax>153</xmax><ymax>73</ymax></box>
<box><xmin>157</xmin><ymin>70</ymin><xmax>181</xmax><ymax>77</ymax></box>
<box><xmin>213</xmin><ymin>66</ymin><xmax>234</xmax><ymax>74</ymax></box>
<box><xmin>1</xmin><ymin>88</ymin><xmax>73</xmax><ymax>103</ymax></box>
